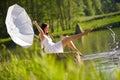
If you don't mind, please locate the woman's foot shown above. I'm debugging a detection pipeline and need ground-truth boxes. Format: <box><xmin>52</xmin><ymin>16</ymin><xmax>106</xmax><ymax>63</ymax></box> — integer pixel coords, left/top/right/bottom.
<box><xmin>74</xmin><ymin>53</ymin><xmax>82</xmax><ymax>64</ymax></box>
<box><xmin>76</xmin><ymin>51</ymin><xmax>83</xmax><ymax>57</ymax></box>
<box><xmin>74</xmin><ymin>51</ymin><xmax>84</xmax><ymax>64</ymax></box>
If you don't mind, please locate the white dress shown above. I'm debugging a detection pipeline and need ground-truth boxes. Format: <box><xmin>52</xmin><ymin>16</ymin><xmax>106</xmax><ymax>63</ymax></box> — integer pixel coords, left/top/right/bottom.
<box><xmin>41</xmin><ymin>35</ymin><xmax>64</xmax><ymax>53</ymax></box>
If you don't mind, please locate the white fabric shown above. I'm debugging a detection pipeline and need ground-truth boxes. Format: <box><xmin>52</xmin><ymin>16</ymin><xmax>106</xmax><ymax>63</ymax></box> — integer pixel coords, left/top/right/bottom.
<box><xmin>5</xmin><ymin>4</ymin><xmax>34</xmax><ymax>48</ymax></box>
<box><xmin>41</xmin><ymin>35</ymin><xmax>63</xmax><ymax>53</ymax></box>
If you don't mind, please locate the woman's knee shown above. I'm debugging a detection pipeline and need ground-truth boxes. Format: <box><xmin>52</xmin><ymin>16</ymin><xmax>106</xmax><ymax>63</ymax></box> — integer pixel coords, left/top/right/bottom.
<box><xmin>62</xmin><ymin>36</ymin><xmax>73</xmax><ymax>46</ymax></box>
<box><xmin>61</xmin><ymin>35</ymin><xmax>69</xmax><ymax>40</ymax></box>
<box><xmin>61</xmin><ymin>36</ymin><xmax>70</xmax><ymax>47</ymax></box>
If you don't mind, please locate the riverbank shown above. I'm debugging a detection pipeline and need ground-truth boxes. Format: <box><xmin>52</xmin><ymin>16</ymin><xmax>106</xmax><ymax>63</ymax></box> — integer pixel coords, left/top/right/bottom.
<box><xmin>52</xmin><ymin>11</ymin><xmax>120</xmax><ymax>36</ymax></box>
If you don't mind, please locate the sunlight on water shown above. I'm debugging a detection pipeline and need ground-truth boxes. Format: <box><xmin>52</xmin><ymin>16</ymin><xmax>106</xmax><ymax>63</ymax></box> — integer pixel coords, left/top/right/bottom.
<box><xmin>107</xmin><ymin>26</ymin><xmax>120</xmax><ymax>66</ymax></box>
<box><xmin>107</xmin><ymin>26</ymin><xmax>119</xmax><ymax>52</ymax></box>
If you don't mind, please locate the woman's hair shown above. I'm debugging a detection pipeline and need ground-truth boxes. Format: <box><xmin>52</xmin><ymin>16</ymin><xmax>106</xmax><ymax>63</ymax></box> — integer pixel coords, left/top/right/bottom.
<box><xmin>41</xmin><ymin>23</ymin><xmax>48</xmax><ymax>33</ymax></box>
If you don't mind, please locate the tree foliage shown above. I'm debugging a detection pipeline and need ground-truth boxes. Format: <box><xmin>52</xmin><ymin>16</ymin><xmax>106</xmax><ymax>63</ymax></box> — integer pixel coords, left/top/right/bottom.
<box><xmin>0</xmin><ymin>0</ymin><xmax>120</xmax><ymax>38</ymax></box>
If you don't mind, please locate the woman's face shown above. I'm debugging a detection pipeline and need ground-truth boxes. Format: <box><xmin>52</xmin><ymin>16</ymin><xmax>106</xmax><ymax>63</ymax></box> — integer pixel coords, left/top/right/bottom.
<box><xmin>44</xmin><ymin>25</ymin><xmax>49</xmax><ymax>34</ymax></box>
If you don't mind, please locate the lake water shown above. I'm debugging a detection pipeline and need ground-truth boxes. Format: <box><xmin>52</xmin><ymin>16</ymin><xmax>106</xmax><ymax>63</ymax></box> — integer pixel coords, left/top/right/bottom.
<box><xmin>71</xmin><ymin>27</ymin><xmax>120</xmax><ymax>55</ymax></box>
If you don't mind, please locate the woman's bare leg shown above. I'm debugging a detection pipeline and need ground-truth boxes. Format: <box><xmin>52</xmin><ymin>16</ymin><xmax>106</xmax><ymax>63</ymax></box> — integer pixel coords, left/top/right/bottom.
<box><xmin>62</xmin><ymin>36</ymin><xmax>83</xmax><ymax>56</ymax></box>
<box><xmin>62</xmin><ymin>36</ymin><xmax>83</xmax><ymax>63</ymax></box>
<box><xmin>67</xmin><ymin>41</ymin><xmax>83</xmax><ymax>56</ymax></box>
<box><xmin>62</xmin><ymin>28</ymin><xmax>93</xmax><ymax>47</ymax></box>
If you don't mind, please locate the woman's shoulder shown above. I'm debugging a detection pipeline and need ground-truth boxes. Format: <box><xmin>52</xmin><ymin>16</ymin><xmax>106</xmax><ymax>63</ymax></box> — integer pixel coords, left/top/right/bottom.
<box><xmin>38</xmin><ymin>33</ymin><xmax>46</xmax><ymax>41</ymax></box>
<box><xmin>42</xmin><ymin>34</ymin><xmax>49</xmax><ymax>40</ymax></box>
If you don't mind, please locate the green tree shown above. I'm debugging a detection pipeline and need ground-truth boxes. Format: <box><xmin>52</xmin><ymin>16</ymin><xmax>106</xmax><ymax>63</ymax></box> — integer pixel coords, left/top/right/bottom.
<box><xmin>101</xmin><ymin>0</ymin><xmax>116</xmax><ymax>13</ymax></box>
<box><xmin>0</xmin><ymin>0</ymin><xmax>10</xmax><ymax>38</ymax></box>
<box><xmin>92</xmin><ymin>0</ymin><xmax>103</xmax><ymax>15</ymax></box>
<box><xmin>116</xmin><ymin>3</ymin><xmax>120</xmax><ymax>11</ymax></box>
<box><xmin>83</xmin><ymin>0</ymin><xmax>95</xmax><ymax>16</ymax></box>
<box><xmin>73</xmin><ymin>0</ymin><xmax>85</xmax><ymax>16</ymax></box>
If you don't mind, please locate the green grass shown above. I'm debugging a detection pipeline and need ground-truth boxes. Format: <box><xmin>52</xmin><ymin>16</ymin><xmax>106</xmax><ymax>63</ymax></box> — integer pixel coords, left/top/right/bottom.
<box><xmin>0</xmin><ymin>37</ymin><xmax>11</xmax><ymax>43</ymax></box>
<box><xmin>0</xmin><ymin>43</ymin><xmax>120</xmax><ymax>80</ymax></box>
<box><xmin>81</xmin><ymin>15</ymin><xmax>120</xmax><ymax>30</ymax></box>
<box><xmin>77</xmin><ymin>11</ymin><xmax>120</xmax><ymax>22</ymax></box>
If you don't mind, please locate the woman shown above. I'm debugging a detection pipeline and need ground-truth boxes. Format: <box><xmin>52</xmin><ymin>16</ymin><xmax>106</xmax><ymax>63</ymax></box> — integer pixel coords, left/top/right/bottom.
<box><xmin>33</xmin><ymin>21</ymin><xmax>93</xmax><ymax>57</ymax></box>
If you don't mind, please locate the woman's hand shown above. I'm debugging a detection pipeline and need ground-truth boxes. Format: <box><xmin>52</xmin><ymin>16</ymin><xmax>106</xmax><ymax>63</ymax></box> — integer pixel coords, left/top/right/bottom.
<box><xmin>32</xmin><ymin>20</ymin><xmax>44</xmax><ymax>38</ymax></box>
<box><xmin>32</xmin><ymin>20</ymin><xmax>44</xmax><ymax>40</ymax></box>
<box><xmin>33</xmin><ymin>20</ymin><xmax>38</xmax><ymax>26</ymax></box>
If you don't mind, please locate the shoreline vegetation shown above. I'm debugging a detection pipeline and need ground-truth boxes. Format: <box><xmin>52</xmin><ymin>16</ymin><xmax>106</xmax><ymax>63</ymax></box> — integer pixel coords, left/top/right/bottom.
<box><xmin>52</xmin><ymin>11</ymin><xmax>120</xmax><ymax>36</ymax></box>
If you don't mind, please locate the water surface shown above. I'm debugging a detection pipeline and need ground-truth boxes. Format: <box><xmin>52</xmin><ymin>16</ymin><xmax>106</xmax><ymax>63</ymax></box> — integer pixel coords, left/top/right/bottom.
<box><xmin>66</xmin><ymin>27</ymin><xmax>120</xmax><ymax>55</ymax></box>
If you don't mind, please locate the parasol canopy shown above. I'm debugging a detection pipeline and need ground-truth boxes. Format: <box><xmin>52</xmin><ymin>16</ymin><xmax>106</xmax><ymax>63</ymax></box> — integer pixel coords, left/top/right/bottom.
<box><xmin>5</xmin><ymin>4</ymin><xmax>34</xmax><ymax>48</ymax></box>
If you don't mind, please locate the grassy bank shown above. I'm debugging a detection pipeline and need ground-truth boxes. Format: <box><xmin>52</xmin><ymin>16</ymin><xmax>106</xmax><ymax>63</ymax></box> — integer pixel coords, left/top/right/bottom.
<box><xmin>81</xmin><ymin>15</ymin><xmax>120</xmax><ymax>30</ymax></box>
<box><xmin>52</xmin><ymin>11</ymin><xmax>120</xmax><ymax>36</ymax></box>
<box><xmin>77</xmin><ymin>11</ymin><xmax>120</xmax><ymax>22</ymax></box>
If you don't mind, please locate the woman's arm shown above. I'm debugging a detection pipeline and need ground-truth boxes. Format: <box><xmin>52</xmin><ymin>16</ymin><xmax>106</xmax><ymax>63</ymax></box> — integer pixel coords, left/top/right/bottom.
<box><xmin>33</xmin><ymin>21</ymin><xmax>44</xmax><ymax>41</ymax></box>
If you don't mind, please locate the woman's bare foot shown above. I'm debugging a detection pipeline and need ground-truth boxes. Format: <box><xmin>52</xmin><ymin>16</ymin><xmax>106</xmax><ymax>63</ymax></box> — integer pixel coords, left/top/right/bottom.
<box><xmin>75</xmin><ymin>51</ymin><xmax>84</xmax><ymax>56</ymax></box>
<box><xmin>74</xmin><ymin>53</ymin><xmax>82</xmax><ymax>64</ymax></box>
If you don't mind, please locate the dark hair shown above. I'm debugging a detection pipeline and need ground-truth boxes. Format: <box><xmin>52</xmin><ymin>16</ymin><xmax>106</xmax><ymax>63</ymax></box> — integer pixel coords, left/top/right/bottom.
<box><xmin>41</xmin><ymin>23</ymin><xmax>48</xmax><ymax>33</ymax></box>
